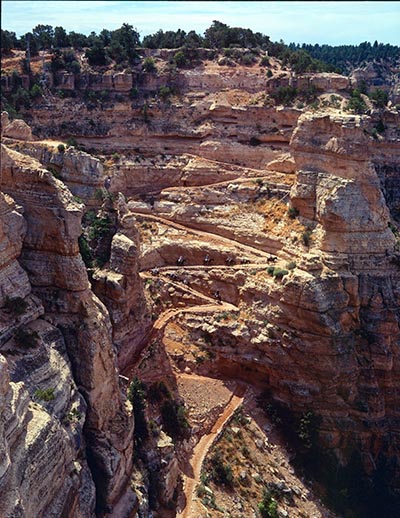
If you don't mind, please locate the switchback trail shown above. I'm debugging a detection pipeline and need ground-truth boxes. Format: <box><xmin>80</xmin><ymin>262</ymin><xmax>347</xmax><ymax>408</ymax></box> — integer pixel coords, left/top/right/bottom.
<box><xmin>176</xmin><ymin>383</ymin><xmax>247</xmax><ymax>518</ymax></box>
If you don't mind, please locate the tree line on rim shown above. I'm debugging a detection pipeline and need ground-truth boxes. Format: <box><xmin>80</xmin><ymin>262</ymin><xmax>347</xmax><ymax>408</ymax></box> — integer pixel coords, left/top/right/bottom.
<box><xmin>3</xmin><ymin>20</ymin><xmax>397</xmax><ymax>74</ymax></box>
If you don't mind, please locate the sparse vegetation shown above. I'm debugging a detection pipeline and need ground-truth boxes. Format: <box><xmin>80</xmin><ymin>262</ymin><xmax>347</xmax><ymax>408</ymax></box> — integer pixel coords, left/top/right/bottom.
<box><xmin>258</xmin><ymin>488</ymin><xmax>278</xmax><ymax>518</ymax></box>
<box><xmin>143</xmin><ymin>57</ymin><xmax>156</xmax><ymax>72</ymax></box>
<box><xmin>14</xmin><ymin>327</ymin><xmax>39</xmax><ymax>348</ymax></box>
<box><xmin>302</xmin><ymin>229</ymin><xmax>313</xmax><ymax>247</ymax></box>
<box><xmin>208</xmin><ymin>449</ymin><xmax>234</xmax><ymax>487</ymax></box>
<box><xmin>127</xmin><ymin>377</ymin><xmax>148</xmax><ymax>446</ymax></box>
<box><xmin>346</xmin><ymin>89</ymin><xmax>368</xmax><ymax>114</ymax></box>
<box><xmin>34</xmin><ymin>387</ymin><xmax>55</xmax><ymax>402</ymax></box>
<box><xmin>287</xmin><ymin>206</ymin><xmax>299</xmax><ymax>219</ymax></box>
<box><xmin>4</xmin><ymin>296</ymin><xmax>28</xmax><ymax>315</ymax></box>
<box><xmin>161</xmin><ymin>399</ymin><xmax>190</xmax><ymax>440</ymax></box>
<box><xmin>272</xmin><ymin>267</ymin><xmax>289</xmax><ymax>279</ymax></box>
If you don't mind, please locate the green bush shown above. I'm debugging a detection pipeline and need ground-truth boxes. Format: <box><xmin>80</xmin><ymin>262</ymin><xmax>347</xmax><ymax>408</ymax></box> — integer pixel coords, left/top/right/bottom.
<box><xmin>47</xmin><ymin>165</ymin><xmax>61</xmax><ymax>179</ymax></box>
<box><xmin>161</xmin><ymin>399</ymin><xmax>190</xmax><ymax>440</ymax></box>
<box><xmin>143</xmin><ymin>57</ymin><xmax>156</xmax><ymax>72</ymax></box>
<box><xmin>14</xmin><ymin>327</ymin><xmax>39</xmax><ymax>348</ymax></box>
<box><xmin>66</xmin><ymin>137</ymin><xmax>77</xmax><ymax>147</ymax></box>
<box><xmin>130</xmin><ymin>87</ymin><xmax>139</xmax><ymax>99</ymax></box>
<box><xmin>369</xmin><ymin>88</ymin><xmax>388</xmax><ymax>108</ymax></box>
<box><xmin>272</xmin><ymin>267</ymin><xmax>289</xmax><ymax>279</ymax></box>
<box><xmin>4</xmin><ymin>296</ymin><xmax>28</xmax><ymax>315</ymax></box>
<box><xmin>173</xmin><ymin>50</ymin><xmax>187</xmax><ymax>68</ymax></box>
<box><xmin>302</xmin><ymin>229</ymin><xmax>312</xmax><ymax>246</ymax></box>
<box><xmin>286</xmin><ymin>261</ymin><xmax>297</xmax><ymax>270</ymax></box>
<box><xmin>158</xmin><ymin>85</ymin><xmax>173</xmax><ymax>101</ymax></box>
<box><xmin>34</xmin><ymin>388</ymin><xmax>55</xmax><ymax>401</ymax></box>
<box><xmin>287</xmin><ymin>206</ymin><xmax>299</xmax><ymax>219</ymax></box>
<box><xmin>258</xmin><ymin>489</ymin><xmax>278</xmax><ymax>518</ymax></box>
<box><xmin>209</xmin><ymin>450</ymin><xmax>234</xmax><ymax>487</ymax></box>
<box><xmin>57</xmin><ymin>143</ymin><xmax>65</xmax><ymax>153</ymax></box>
<box><xmin>347</xmin><ymin>89</ymin><xmax>368</xmax><ymax>114</ymax></box>
<box><xmin>30</xmin><ymin>83</ymin><xmax>42</xmax><ymax>99</ymax></box>
<box><xmin>127</xmin><ymin>377</ymin><xmax>148</xmax><ymax>446</ymax></box>
<box><xmin>78</xmin><ymin>235</ymin><xmax>93</xmax><ymax>268</ymax></box>
<box><xmin>87</xmin><ymin>214</ymin><xmax>111</xmax><ymax>240</ymax></box>
<box><xmin>271</xmin><ymin>86</ymin><xmax>298</xmax><ymax>106</ymax></box>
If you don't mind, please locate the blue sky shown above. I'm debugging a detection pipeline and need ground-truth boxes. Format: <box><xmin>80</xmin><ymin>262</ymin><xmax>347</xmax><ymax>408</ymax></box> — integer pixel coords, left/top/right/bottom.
<box><xmin>2</xmin><ymin>1</ymin><xmax>400</xmax><ymax>45</ymax></box>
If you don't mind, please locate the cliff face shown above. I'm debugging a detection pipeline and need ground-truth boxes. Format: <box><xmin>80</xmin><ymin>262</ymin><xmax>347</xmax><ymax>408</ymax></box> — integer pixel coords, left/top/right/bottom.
<box><xmin>1</xmin><ymin>47</ymin><xmax>400</xmax><ymax>517</ymax></box>
<box><xmin>0</xmin><ymin>145</ymin><xmax>136</xmax><ymax>516</ymax></box>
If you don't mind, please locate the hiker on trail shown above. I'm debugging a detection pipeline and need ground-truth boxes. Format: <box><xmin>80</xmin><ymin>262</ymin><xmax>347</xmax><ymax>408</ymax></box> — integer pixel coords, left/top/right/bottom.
<box><xmin>177</xmin><ymin>256</ymin><xmax>186</xmax><ymax>266</ymax></box>
<box><xmin>204</xmin><ymin>254</ymin><xmax>212</xmax><ymax>265</ymax></box>
<box><xmin>148</xmin><ymin>195</ymin><xmax>155</xmax><ymax>209</ymax></box>
<box><xmin>214</xmin><ymin>290</ymin><xmax>222</xmax><ymax>302</ymax></box>
<box><xmin>104</xmin><ymin>176</ymin><xmax>111</xmax><ymax>190</ymax></box>
<box><xmin>225</xmin><ymin>256</ymin><xmax>235</xmax><ymax>265</ymax></box>
<box><xmin>151</xmin><ymin>267</ymin><xmax>159</xmax><ymax>276</ymax></box>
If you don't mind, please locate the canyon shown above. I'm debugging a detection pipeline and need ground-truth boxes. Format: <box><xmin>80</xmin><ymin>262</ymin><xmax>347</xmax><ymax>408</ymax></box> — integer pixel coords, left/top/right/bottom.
<box><xmin>1</xmin><ymin>46</ymin><xmax>400</xmax><ymax>518</ymax></box>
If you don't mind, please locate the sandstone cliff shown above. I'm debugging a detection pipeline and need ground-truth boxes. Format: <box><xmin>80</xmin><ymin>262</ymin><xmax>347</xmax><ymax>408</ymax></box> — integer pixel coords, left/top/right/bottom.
<box><xmin>1</xmin><ymin>44</ymin><xmax>399</xmax><ymax>518</ymax></box>
<box><xmin>0</xmin><ymin>144</ymin><xmax>136</xmax><ymax>517</ymax></box>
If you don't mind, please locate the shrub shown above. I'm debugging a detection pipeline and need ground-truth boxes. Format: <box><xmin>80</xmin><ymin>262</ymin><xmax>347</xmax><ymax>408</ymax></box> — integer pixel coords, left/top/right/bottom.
<box><xmin>14</xmin><ymin>327</ymin><xmax>39</xmax><ymax>348</ymax></box>
<box><xmin>47</xmin><ymin>165</ymin><xmax>61</xmax><ymax>179</ymax></box>
<box><xmin>87</xmin><ymin>214</ymin><xmax>111</xmax><ymax>240</ymax></box>
<box><xmin>173</xmin><ymin>50</ymin><xmax>187</xmax><ymax>68</ymax></box>
<box><xmin>57</xmin><ymin>143</ymin><xmax>65</xmax><ymax>153</ymax></box>
<box><xmin>258</xmin><ymin>489</ymin><xmax>278</xmax><ymax>518</ymax></box>
<box><xmin>67</xmin><ymin>60</ymin><xmax>80</xmax><ymax>74</ymax></box>
<box><xmin>130</xmin><ymin>87</ymin><xmax>139</xmax><ymax>99</ymax></box>
<box><xmin>158</xmin><ymin>85</ymin><xmax>173</xmax><ymax>101</ymax></box>
<box><xmin>66</xmin><ymin>137</ymin><xmax>77</xmax><ymax>147</ymax></box>
<box><xmin>143</xmin><ymin>57</ymin><xmax>156</xmax><ymax>72</ymax></box>
<box><xmin>4</xmin><ymin>296</ymin><xmax>28</xmax><ymax>315</ymax></box>
<box><xmin>272</xmin><ymin>267</ymin><xmax>289</xmax><ymax>279</ymax></box>
<box><xmin>127</xmin><ymin>377</ymin><xmax>148</xmax><ymax>446</ymax></box>
<box><xmin>374</xmin><ymin>119</ymin><xmax>385</xmax><ymax>134</ymax></box>
<box><xmin>241</xmin><ymin>53</ymin><xmax>255</xmax><ymax>66</ymax></box>
<box><xmin>302</xmin><ymin>229</ymin><xmax>312</xmax><ymax>246</ymax></box>
<box><xmin>34</xmin><ymin>388</ymin><xmax>55</xmax><ymax>401</ymax></box>
<box><xmin>267</xmin><ymin>266</ymin><xmax>274</xmax><ymax>275</ymax></box>
<box><xmin>287</xmin><ymin>206</ymin><xmax>299</xmax><ymax>219</ymax></box>
<box><xmin>209</xmin><ymin>450</ymin><xmax>234</xmax><ymax>487</ymax></box>
<box><xmin>347</xmin><ymin>90</ymin><xmax>367</xmax><ymax>114</ymax></box>
<box><xmin>260</xmin><ymin>56</ymin><xmax>270</xmax><ymax>67</ymax></box>
<box><xmin>369</xmin><ymin>88</ymin><xmax>388</xmax><ymax>108</ymax></box>
<box><xmin>30</xmin><ymin>83</ymin><xmax>42</xmax><ymax>99</ymax></box>
<box><xmin>286</xmin><ymin>261</ymin><xmax>297</xmax><ymax>270</ymax></box>
<box><xmin>266</xmin><ymin>69</ymin><xmax>273</xmax><ymax>78</ymax></box>
<box><xmin>271</xmin><ymin>86</ymin><xmax>298</xmax><ymax>106</ymax></box>
<box><xmin>78</xmin><ymin>235</ymin><xmax>93</xmax><ymax>268</ymax></box>
<box><xmin>161</xmin><ymin>399</ymin><xmax>190</xmax><ymax>440</ymax></box>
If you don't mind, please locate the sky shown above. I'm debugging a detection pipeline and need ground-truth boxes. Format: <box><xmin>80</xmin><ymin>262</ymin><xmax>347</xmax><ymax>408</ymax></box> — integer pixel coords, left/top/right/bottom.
<box><xmin>2</xmin><ymin>1</ymin><xmax>400</xmax><ymax>46</ymax></box>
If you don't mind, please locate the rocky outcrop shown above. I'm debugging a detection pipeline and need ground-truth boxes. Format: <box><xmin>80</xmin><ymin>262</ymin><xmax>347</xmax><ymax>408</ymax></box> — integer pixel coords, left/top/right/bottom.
<box><xmin>2</xmin><ymin>118</ymin><xmax>33</xmax><ymax>141</ymax></box>
<box><xmin>91</xmin><ymin>194</ymin><xmax>152</xmax><ymax>370</ymax></box>
<box><xmin>290</xmin><ymin>113</ymin><xmax>396</xmax><ymax>270</ymax></box>
<box><xmin>15</xmin><ymin>142</ymin><xmax>106</xmax><ymax>207</ymax></box>
<box><xmin>0</xmin><ymin>144</ymin><xmax>135</xmax><ymax>516</ymax></box>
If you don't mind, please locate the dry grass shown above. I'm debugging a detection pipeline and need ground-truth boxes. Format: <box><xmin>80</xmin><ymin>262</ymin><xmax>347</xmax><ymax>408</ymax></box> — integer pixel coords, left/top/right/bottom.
<box><xmin>256</xmin><ymin>199</ymin><xmax>306</xmax><ymax>237</ymax></box>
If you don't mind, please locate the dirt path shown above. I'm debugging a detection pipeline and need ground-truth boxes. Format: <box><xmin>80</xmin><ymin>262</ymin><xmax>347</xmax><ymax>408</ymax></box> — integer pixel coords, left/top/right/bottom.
<box><xmin>122</xmin><ymin>300</ymin><xmax>237</xmax><ymax>378</ymax></box>
<box><xmin>176</xmin><ymin>383</ymin><xmax>246</xmax><ymax>518</ymax></box>
<box><xmin>131</xmin><ymin>211</ymin><xmax>275</xmax><ymax>261</ymax></box>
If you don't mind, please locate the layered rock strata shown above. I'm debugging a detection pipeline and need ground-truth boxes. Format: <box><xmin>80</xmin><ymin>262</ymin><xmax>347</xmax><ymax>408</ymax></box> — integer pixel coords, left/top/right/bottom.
<box><xmin>0</xmin><ymin>144</ymin><xmax>135</xmax><ymax>516</ymax></box>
